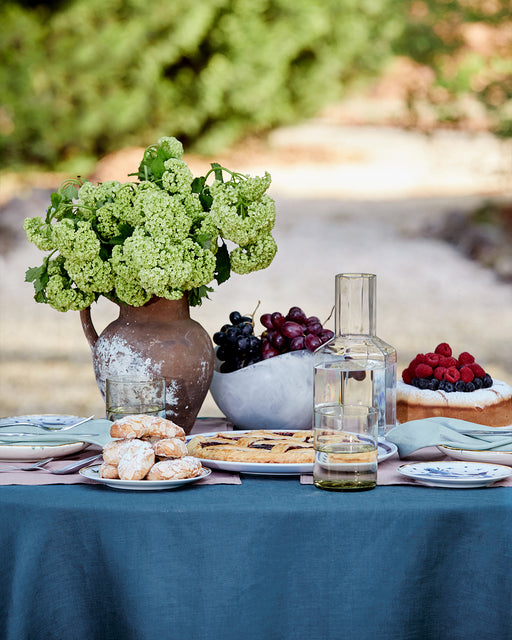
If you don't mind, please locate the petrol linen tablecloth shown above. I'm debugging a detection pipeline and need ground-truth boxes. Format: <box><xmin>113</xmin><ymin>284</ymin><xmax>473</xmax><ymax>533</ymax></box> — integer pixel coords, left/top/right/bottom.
<box><xmin>1</xmin><ymin>474</ymin><xmax>512</xmax><ymax>640</ymax></box>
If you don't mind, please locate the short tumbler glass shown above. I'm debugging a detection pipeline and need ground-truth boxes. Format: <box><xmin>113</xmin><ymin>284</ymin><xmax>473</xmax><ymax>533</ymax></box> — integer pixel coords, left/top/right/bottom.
<box><xmin>105</xmin><ymin>376</ymin><xmax>166</xmax><ymax>422</ymax></box>
<box><xmin>313</xmin><ymin>405</ymin><xmax>378</xmax><ymax>491</ymax></box>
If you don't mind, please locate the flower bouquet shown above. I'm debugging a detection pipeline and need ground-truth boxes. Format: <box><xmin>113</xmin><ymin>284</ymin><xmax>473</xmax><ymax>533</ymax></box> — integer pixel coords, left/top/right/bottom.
<box><xmin>24</xmin><ymin>136</ymin><xmax>278</xmax><ymax>311</ymax></box>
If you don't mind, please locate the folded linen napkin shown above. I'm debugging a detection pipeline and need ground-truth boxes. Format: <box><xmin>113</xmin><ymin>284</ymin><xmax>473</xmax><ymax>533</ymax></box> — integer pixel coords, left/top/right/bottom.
<box><xmin>0</xmin><ymin>419</ymin><xmax>112</xmax><ymax>448</ymax></box>
<box><xmin>386</xmin><ymin>418</ymin><xmax>512</xmax><ymax>458</ymax></box>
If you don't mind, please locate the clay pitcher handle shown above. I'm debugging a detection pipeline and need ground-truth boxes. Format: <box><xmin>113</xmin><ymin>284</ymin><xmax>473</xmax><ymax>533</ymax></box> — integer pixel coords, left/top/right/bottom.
<box><xmin>80</xmin><ymin>306</ymin><xmax>98</xmax><ymax>351</ymax></box>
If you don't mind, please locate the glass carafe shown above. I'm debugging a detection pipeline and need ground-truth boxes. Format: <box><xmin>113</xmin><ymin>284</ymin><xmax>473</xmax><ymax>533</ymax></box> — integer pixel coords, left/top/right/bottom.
<box><xmin>314</xmin><ymin>273</ymin><xmax>397</xmax><ymax>435</ymax></box>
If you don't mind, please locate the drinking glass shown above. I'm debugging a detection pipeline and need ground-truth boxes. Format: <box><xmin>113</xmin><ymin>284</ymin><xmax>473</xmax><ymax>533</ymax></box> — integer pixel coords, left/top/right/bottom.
<box><xmin>313</xmin><ymin>404</ymin><xmax>378</xmax><ymax>491</ymax></box>
<box><xmin>105</xmin><ymin>376</ymin><xmax>166</xmax><ymax>422</ymax></box>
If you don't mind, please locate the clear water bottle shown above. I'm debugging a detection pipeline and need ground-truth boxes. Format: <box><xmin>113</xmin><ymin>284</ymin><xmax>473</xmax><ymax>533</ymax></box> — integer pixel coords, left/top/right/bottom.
<box><xmin>314</xmin><ymin>273</ymin><xmax>397</xmax><ymax>436</ymax></box>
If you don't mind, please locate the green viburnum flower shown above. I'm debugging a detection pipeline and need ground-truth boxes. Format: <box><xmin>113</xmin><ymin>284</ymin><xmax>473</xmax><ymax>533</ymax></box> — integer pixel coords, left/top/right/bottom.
<box><xmin>230</xmin><ymin>233</ymin><xmax>278</xmax><ymax>275</ymax></box>
<box><xmin>24</xmin><ymin>136</ymin><xmax>277</xmax><ymax>311</ymax></box>
<box><xmin>23</xmin><ymin>217</ymin><xmax>54</xmax><ymax>251</ymax></box>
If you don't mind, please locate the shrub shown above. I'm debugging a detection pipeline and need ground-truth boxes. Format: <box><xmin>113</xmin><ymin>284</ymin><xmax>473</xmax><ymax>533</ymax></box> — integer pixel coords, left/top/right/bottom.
<box><xmin>0</xmin><ymin>0</ymin><xmax>402</xmax><ymax>168</ymax></box>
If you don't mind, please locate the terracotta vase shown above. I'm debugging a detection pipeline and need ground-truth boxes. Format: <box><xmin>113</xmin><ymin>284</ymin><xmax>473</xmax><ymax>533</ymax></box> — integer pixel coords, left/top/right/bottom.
<box><xmin>80</xmin><ymin>296</ymin><xmax>214</xmax><ymax>434</ymax></box>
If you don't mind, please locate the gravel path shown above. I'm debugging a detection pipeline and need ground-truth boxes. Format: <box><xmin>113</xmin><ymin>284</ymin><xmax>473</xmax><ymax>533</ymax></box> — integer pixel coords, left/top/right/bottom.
<box><xmin>1</xmin><ymin>122</ymin><xmax>511</xmax><ymax>418</ymax></box>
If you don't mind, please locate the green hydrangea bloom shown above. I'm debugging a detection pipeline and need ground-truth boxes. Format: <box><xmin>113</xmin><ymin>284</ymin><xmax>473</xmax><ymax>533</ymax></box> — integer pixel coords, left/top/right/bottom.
<box><xmin>158</xmin><ymin>136</ymin><xmax>184</xmax><ymax>159</ymax></box>
<box><xmin>210</xmin><ymin>182</ymin><xmax>276</xmax><ymax>246</ymax></box>
<box><xmin>65</xmin><ymin>256</ymin><xmax>114</xmax><ymax>294</ymax></box>
<box><xmin>230</xmin><ymin>233</ymin><xmax>278</xmax><ymax>275</ymax></box>
<box><xmin>23</xmin><ymin>217</ymin><xmax>54</xmax><ymax>251</ymax></box>
<box><xmin>142</xmin><ymin>191</ymin><xmax>192</xmax><ymax>242</ymax></box>
<box><xmin>180</xmin><ymin>239</ymin><xmax>217</xmax><ymax>289</ymax></box>
<box><xmin>237</xmin><ymin>172</ymin><xmax>272</xmax><ymax>200</ymax></box>
<box><xmin>45</xmin><ymin>274</ymin><xmax>95</xmax><ymax>312</ymax></box>
<box><xmin>52</xmin><ymin>219</ymin><xmax>100</xmax><ymax>261</ymax></box>
<box><xmin>162</xmin><ymin>158</ymin><xmax>194</xmax><ymax>195</ymax></box>
<box><xmin>113</xmin><ymin>275</ymin><xmax>152</xmax><ymax>307</ymax></box>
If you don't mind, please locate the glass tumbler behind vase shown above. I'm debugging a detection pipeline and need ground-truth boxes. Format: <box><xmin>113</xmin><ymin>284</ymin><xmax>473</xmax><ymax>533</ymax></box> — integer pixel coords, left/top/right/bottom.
<box><xmin>313</xmin><ymin>273</ymin><xmax>397</xmax><ymax>436</ymax></box>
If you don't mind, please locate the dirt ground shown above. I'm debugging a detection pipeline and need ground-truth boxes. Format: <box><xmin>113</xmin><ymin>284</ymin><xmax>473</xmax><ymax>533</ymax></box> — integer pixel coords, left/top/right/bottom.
<box><xmin>1</xmin><ymin>114</ymin><xmax>512</xmax><ymax>420</ymax></box>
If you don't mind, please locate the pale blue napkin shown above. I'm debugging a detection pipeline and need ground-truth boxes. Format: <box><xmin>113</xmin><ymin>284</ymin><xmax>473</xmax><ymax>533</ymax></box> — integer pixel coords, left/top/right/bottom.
<box><xmin>0</xmin><ymin>419</ymin><xmax>112</xmax><ymax>448</ymax></box>
<box><xmin>386</xmin><ymin>417</ymin><xmax>512</xmax><ymax>458</ymax></box>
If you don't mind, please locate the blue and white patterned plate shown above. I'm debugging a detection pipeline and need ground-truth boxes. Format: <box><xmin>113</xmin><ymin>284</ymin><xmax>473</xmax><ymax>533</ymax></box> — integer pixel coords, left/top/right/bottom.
<box><xmin>0</xmin><ymin>415</ymin><xmax>87</xmax><ymax>461</ymax></box>
<box><xmin>397</xmin><ymin>460</ymin><xmax>512</xmax><ymax>488</ymax></box>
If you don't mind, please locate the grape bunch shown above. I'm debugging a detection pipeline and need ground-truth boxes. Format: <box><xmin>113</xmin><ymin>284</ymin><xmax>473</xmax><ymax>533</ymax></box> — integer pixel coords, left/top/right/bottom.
<box><xmin>213</xmin><ymin>311</ymin><xmax>263</xmax><ymax>373</ymax></box>
<box><xmin>260</xmin><ymin>306</ymin><xmax>334</xmax><ymax>360</ymax></box>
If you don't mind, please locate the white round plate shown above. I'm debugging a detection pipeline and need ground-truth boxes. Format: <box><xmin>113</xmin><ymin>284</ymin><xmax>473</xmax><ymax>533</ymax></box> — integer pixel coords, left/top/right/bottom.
<box><xmin>438</xmin><ymin>445</ymin><xmax>512</xmax><ymax>466</ymax></box>
<box><xmin>80</xmin><ymin>465</ymin><xmax>211</xmax><ymax>490</ymax></box>
<box><xmin>187</xmin><ymin>431</ymin><xmax>397</xmax><ymax>475</ymax></box>
<box><xmin>397</xmin><ymin>460</ymin><xmax>512</xmax><ymax>488</ymax></box>
<box><xmin>0</xmin><ymin>415</ymin><xmax>87</xmax><ymax>461</ymax></box>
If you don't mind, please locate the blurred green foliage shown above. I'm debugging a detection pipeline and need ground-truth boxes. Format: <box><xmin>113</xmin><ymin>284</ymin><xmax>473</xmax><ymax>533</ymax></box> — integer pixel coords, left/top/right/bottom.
<box><xmin>0</xmin><ymin>0</ymin><xmax>403</xmax><ymax>168</ymax></box>
<box><xmin>394</xmin><ymin>0</ymin><xmax>512</xmax><ymax>137</ymax></box>
<box><xmin>1</xmin><ymin>0</ymin><xmax>511</xmax><ymax>170</ymax></box>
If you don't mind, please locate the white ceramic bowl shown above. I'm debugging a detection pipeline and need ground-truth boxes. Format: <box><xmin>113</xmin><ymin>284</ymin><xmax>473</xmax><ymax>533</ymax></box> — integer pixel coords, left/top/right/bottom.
<box><xmin>209</xmin><ymin>350</ymin><xmax>314</xmax><ymax>430</ymax></box>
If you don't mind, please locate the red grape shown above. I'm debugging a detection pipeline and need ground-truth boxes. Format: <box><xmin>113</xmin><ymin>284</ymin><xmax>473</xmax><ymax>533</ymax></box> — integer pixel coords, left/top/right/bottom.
<box><xmin>289</xmin><ymin>335</ymin><xmax>305</xmax><ymax>351</ymax></box>
<box><xmin>286</xmin><ymin>306</ymin><xmax>307</xmax><ymax>323</ymax></box>
<box><xmin>319</xmin><ymin>329</ymin><xmax>334</xmax><ymax>343</ymax></box>
<box><xmin>281</xmin><ymin>321</ymin><xmax>305</xmax><ymax>339</ymax></box>
<box><xmin>306</xmin><ymin>321</ymin><xmax>322</xmax><ymax>335</ymax></box>
<box><xmin>270</xmin><ymin>332</ymin><xmax>286</xmax><ymax>350</ymax></box>
<box><xmin>260</xmin><ymin>313</ymin><xmax>273</xmax><ymax>330</ymax></box>
<box><xmin>262</xmin><ymin>340</ymin><xmax>279</xmax><ymax>359</ymax></box>
<box><xmin>271</xmin><ymin>312</ymin><xmax>286</xmax><ymax>328</ymax></box>
<box><xmin>305</xmin><ymin>333</ymin><xmax>322</xmax><ymax>351</ymax></box>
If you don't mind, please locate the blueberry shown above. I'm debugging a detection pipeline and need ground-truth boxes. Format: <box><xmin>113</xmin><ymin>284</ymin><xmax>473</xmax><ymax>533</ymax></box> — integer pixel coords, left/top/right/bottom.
<box><xmin>482</xmin><ymin>373</ymin><xmax>493</xmax><ymax>388</ymax></box>
<box><xmin>417</xmin><ymin>378</ymin><xmax>431</xmax><ymax>389</ymax></box>
<box><xmin>411</xmin><ymin>377</ymin><xmax>420</xmax><ymax>388</ymax></box>
<box><xmin>465</xmin><ymin>381</ymin><xmax>476</xmax><ymax>392</ymax></box>
<box><xmin>229</xmin><ymin>311</ymin><xmax>242</xmax><ymax>325</ymax></box>
<box><xmin>430</xmin><ymin>378</ymin><xmax>439</xmax><ymax>391</ymax></box>
<box><xmin>473</xmin><ymin>377</ymin><xmax>484</xmax><ymax>389</ymax></box>
<box><xmin>444</xmin><ymin>381</ymin><xmax>455</xmax><ymax>393</ymax></box>
<box><xmin>455</xmin><ymin>381</ymin><xmax>466</xmax><ymax>392</ymax></box>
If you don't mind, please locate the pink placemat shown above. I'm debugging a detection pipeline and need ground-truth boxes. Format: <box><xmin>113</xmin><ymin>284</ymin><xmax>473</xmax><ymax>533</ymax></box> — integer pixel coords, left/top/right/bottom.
<box><xmin>300</xmin><ymin>446</ymin><xmax>512</xmax><ymax>487</ymax></box>
<box><xmin>0</xmin><ymin>417</ymin><xmax>241</xmax><ymax>486</ymax></box>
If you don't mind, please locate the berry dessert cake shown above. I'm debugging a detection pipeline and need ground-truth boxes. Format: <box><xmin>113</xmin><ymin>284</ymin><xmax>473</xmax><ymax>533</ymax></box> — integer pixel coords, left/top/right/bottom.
<box><xmin>397</xmin><ymin>343</ymin><xmax>512</xmax><ymax>427</ymax></box>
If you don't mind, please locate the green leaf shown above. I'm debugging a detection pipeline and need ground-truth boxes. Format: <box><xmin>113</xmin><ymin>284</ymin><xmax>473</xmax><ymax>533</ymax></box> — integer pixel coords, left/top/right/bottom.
<box><xmin>150</xmin><ymin>156</ymin><xmax>165</xmax><ymax>180</ymax></box>
<box><xmin>211</xmin><ymin>162</ymin><xmax>224</xmax><ymax>182</ymax></box>
<box><xmin>60</xmin><ymin>184</ymin><xmax>78</xmax><ymax>201</ymax></box>
<box><xmin>188</xmin><ymin>285</ymin><xmax>213</xmax><ymax>307</ymax></box>
<box><xmin>50</xmin><ymin>192</ymin><xmax>62</xmax><ymax>209</ymax></box>
<box><xmin>214</xmin><ymin>243</ymin><xmax>231</xmax><ymax>286</ymax></box>
<box><xmin>25</xmin><ymin>265</ymin><xmax>45</xmax><ymax>283</ymax></box>
<box><xmin>191</xmin><ymin>176</ymin><xmax>206</xmax><ymax>194</ymax></box>
<box><xmin>34</xmin><ymin>290</ymin><xmax>48</xmax><ymax>304</ymax></box>
<box><xmin>199</xmin><ymin>186</ymin><xmax>213</xmax><ymax>211</ymax></box>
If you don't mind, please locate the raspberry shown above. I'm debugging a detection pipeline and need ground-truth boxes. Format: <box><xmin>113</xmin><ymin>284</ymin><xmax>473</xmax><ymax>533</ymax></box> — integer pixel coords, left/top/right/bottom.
<box><xmin>402</xmin><ymin>367</ymin><xmax>414</xmax><ymax>385</ymax></box>
<box><xmin>458</xmin><ymin>352</ymin><xmax>475</xmax><ymax>366</ymax></box>
<box><xmin>415</xmin><ymin>363</ymin><xmax>433</xmax><ymax>378</ymax></box>
<box><xmin>444</xmin><ymin>366</ymin><xmax>460</xmax><ymax>383</ymax></box>
<box><xmin>439</xmin><ymin>355</ymin><xmax>458</xmax><ymax>368</ymax></box>
<box><xmin>434</xmin><ymin>366</ymin><xmax>447</xmax><ymax>381</ymax></box>
<box><xmin>409</xmin><ymin>354</ymin><xmax>425</xmax><ymax>368</ymax></box>
<box><xmin>459</xmin><ymin>365</ymin><xmax>475</xmax><ymax>383</ymax></box>
<box><xmin>424</xmin><ymin>352</ymin><xmax>440</xmax><ymax>367</ymax></box>
<box><xmin>468</xmin><ymin>362</ymin><xmax>486</xmax><ymax>378</ymax></box>
<box><xmin>435</xmin><ymin>342</ymin><xmax>452</xmax><ymax>357</ymax></box>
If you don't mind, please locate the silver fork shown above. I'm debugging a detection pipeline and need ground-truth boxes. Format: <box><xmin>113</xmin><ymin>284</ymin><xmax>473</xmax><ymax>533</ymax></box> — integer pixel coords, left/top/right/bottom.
<box><xmin>0</xmin><ymin>415</ymin><xmax>94</xmax><ymax>431</ymax></box>
<box><xmin>0</xmin><ymin>457</ymin><xmax>54</xmax><ymax>472</ymax></box>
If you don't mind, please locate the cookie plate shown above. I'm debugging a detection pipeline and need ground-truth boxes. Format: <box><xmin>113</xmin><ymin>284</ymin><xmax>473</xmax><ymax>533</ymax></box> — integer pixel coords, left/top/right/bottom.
<box><xmin>80</xmin><ymin>465</ymin><xmax>211</xmax><ymax>490</ymax></box>
<box><xmin>187</xmin><ymin>431</ymin><xmax>397</xmax><ymax>475</ymax></box>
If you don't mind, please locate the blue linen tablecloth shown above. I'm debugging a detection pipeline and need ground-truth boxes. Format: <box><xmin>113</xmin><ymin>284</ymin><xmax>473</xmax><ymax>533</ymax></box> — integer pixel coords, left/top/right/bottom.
<box><xmin>1</xmin><ymin>478</ymin><xmax>512</xmax><ymax>640</ymax></box>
